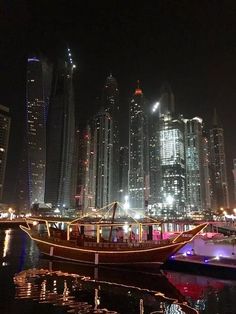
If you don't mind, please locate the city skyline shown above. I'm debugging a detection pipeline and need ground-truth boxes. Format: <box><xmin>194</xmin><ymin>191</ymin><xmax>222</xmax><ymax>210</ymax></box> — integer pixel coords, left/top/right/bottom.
<box><xmin>1</xmin><ymin>1</ymin><xmax>236</xmax><ymax>206</ymax></box>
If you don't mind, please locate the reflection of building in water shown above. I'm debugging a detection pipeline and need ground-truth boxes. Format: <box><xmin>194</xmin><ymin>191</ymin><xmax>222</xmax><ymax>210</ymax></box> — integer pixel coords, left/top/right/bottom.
<box><xmin>13</xmin><ymin>268</ymin><xmax>198</xmax><ymax>313</ymax></box>
<box><xmin>166</xmin><ymin>271</ymin><xmax>226</xmax><ymax>312</ymax></box>
<box><xmin>2</xmin><ymin>229</ymin><xmax>11</xmax><ymax>259</ymax></box>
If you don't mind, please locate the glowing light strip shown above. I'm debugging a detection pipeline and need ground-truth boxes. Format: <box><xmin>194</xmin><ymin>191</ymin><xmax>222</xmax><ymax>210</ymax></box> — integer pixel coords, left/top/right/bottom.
<box><xmin>20</xmin><ymin>225</ymin><xmax>186</xmax><ymax>254</ymax></box>
<box><xmin>28</xmin><ymin>58</ymin><xmax>40</xmax><ymax>62</ymax></box>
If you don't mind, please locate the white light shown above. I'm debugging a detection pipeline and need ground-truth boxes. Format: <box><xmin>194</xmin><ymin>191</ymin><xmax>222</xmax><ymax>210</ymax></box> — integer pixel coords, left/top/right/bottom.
<box><xmin>54</xmin><ymin>208</ymin><xmax>60</xmax><ymax>213</ymax></box>
<box><xmin>152</xmin><ymin>102</ymin><xmax>160</xmax><ymax>112</ymax></box>
<box><xmin>166</xmin><ymin>195</ymin><xmax>174</xmax><ymax>205</ymax></box>
<box><xmin>72</xmin><ymin>64</ymin><xmax>76</xmax><ymax>69</ymax></box>
<box><xmin>69</xmin><ymin>53</ymin><xmax>71</xmax><ymax>56</ymax></box>
<box><xmin>123</xmin><ymin>224</ymin><xmax>129</xmax><ymax>233</ymax></box>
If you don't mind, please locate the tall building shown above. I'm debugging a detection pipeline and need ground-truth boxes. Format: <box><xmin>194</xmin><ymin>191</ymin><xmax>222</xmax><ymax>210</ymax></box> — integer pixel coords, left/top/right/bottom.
<box><xmin>159</xmin><ymin>114</ymin><xmax>186</xmax><ymax>219</ymax></box>
<box><xmin>26</xmin><ymin>57</ymin><xmax>49</xmax><ymax>205</ymax></box>
<box><xmin>119</xmin><ymin>146</ymin><xmax>129</xmax><ymax>201</ymax></box>
<box><xmin>232</xmin><ymin>159</ymin><xmax>236</xmax><ymax>205</ymax></box>
<box><xmin>148</xmin><ymin>103</ymin><xmax>160</xmax><ymax>206</ymax></box>
<box><xmin>202</xmin><ymin>132</ymin><xmax>212</xmax><ymax>211</ymax></box>
<box><xmin>128</xmin><ymin>82</ymin><xmax>149</xmax><ymax>210</ymax></box>
<box><xmin>156</xmin><ymin>84</ymin><xmax>186</xmax><ymax>219</ymax></box>
<box><xmin>102</xmin><ymin>74</ymin><xmax>120</xmax><ymax>201</ymax></box>
<box><xmin>0</xmin><ymin>105</ymin><xmax>11</xmax><ymax>201</ymax></box>
<box><xmin>45</xmin><ymin>49</ymin><xmax>76</xmax><ymax>209</ymax></box>
<box><xmin>88</xmin><ymin>110</ymin><xmax>113</xmax><ymax>209</ymax></box>
<box><xmin>76</xmin><ymin>127</ymin><xmax>95</xmax><ymax>211</ymax></box>
<box><xmin>209</xmin><ymin>109</ymin><xmax>229</xmax><ymax>210</ymax></box>
<box><xmin>159</xmin><ymin>82</ymin><xmax>175</xmax><ymax>116</ymax></box>
<box><xmin>184</xmin><ymin>117</ymin><xmax>205</xmax><ymax>213</ymax></box>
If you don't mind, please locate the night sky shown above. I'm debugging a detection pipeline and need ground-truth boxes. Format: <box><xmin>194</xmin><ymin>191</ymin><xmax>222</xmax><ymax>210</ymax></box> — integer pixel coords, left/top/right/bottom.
<box><xmin>1</xmin><ymin>1</ymin><xmax>236</xmax><ymax>204</ymax></box>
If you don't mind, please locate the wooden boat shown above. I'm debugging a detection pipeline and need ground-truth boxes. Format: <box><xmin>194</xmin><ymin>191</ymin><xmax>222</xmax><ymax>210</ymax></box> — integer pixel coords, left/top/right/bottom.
<box><xmin>20</xmin><ymin>202</ymin><xmax>208</xmax><ymax>267</ymax></box>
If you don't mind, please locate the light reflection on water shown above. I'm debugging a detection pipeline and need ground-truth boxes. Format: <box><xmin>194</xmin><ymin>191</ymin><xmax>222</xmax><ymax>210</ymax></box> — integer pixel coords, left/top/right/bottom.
<box><xmin>1</xmin><ymin>227</ymin><xmax>236</xmax><ymax>313</ymax></box>
<box><xmin>13</xmin><ymin>268</ymin><xmax>194</xmax><ymax>314</ymax></box>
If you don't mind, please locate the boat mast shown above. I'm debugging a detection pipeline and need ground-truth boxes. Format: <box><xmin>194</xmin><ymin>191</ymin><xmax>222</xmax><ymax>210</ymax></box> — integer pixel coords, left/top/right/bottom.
<box><xmin>108</xmin><ymin>202</ymin><xmax>118</xmax><ymax>242</ymax></box>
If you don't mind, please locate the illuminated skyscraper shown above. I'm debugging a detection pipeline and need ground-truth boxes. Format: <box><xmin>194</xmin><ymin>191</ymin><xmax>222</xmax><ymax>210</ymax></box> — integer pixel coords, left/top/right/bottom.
<box><xmin>26</xmin><ymin>57</ymin><xmax>49</xmax><ymax>205</ymax></box>
<box><xmin>0</xmin><ymin>105</ymin><xmax>11</xmax><ymax>201</ymax></box>
<box><xmin>209</xmin><ymin>109</ymin><xmax>229</xmax><ymax>210</ymax></box>
<box><xmin>148</xmin><ymin>103</ymin><xmax>160</xmax><ymax>207</ymax></box>
<box><xmin>232</xmin><ymin>159</ymin><xmax>236</xmax><ymax>205</ymax></box>
<box><xmin>157</xmin><ymin>84</ymin><xmax>186</xmax><ymax>218</ymax></box>
<box><xmin>87</xmin><ymin>110</ymin><xmax>113</xmax><ymax>208</ymax></box>
<box><xmin>45</xmin><ymin>49</ymin><xmax>76</xmax><ymax>209</ymax></box>
<box><xmin>202</xmin><ymin>132</ymin><xmax>212</xmax><ymax>211</ymax></box>
<box><xmin>76</xmin><ymin>127</ymin><xmax>95</xmax><ymax>211</ymax></box>
<box><xmin>102</xmin><ymin>74</ymin><xmax>120</xmax><ymax>201</ymax></box>
<box><xmin>159</xmin><ymin>114</ymin><xmax>186</xmax><ymax>218</ymax></box>
<box><xmin>184</xmin><ymin>117</ymin><xmax>205</xmax><ymax>213</ymax></box>
<box><xmin>128</xmin><ymin>82</ymin><xmax>149</xmax><ymax>210</ymax></box>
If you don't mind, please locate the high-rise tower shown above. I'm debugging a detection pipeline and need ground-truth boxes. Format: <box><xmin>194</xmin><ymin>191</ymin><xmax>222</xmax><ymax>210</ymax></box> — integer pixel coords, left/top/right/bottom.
<box><xmin>232</xmin><ymin>159</ymin><xmax>236</xmax><ymax>205</ymax></box>
<box><xmin>209</xmin><ymin>109</ymin><xmax>229</xmax><ymax>210</ymax></box>
<box><xmin>45</xmin><ymin>49</ymin><xmax>76</xmax><ymax>209</ymax></box>
<box><xmin>26</xmin><ymin>57</ymin><xmax>49</xmax><ymax>206</ymax></box>
<box><xmin>128</xmin><ymin>81</ymin><xmax>149</xmax><ymax>210</ymax></box>
<box><xmin>184</xmin><ymin>117</ymin><xmax>205</xmax><ymax>213</ymax></box>
<box><xmin>0</xmin><ymin>105</ymin><xmax>11</xmax><ymax>201</ymax></box>
<box><xmin>102</xmin><ymin>74</ymin><xmax>120</xmax><ymax>201</ymax></box>
<box><xmin>157</xmin><ymin>85</ymin><xmax>186</xmax><ymax>219</ymax></box>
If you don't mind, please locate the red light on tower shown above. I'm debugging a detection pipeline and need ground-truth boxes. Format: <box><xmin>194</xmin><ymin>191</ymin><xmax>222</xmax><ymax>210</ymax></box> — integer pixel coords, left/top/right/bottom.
<box><xmin>134</xmin><ymin>80</ymin><xmax>143</xmax><ymax>95</ymax></box>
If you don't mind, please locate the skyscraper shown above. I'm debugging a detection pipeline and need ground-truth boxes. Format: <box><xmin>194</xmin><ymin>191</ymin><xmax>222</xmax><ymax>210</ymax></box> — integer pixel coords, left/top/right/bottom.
<box><xmin>148</xmin><ymin>102</ymin><xmax>160</xmax><ymax>207</ymax></box>
<box><xmin>157</xmin><ymin>85</ymin><xmax>186</xmax><ymax>219</ymax></box>
<box><xmin>209</xmin><ymin>109</ymin><xmax>229</xmax><ymax>210</ymax></box>
<box><xmin>26</xmin><ymin>57</ymin><xmax>49</xmax><ymax>205</ymax></box>
<box><xmin>184</xmin><ymin>117</ymin><xmax>205</xmax><ymax>213</ymax></box>
<box><xmin>128</xmin><ymin>82</ymin><xmax>149</xmax><ymax>210</ymax></box>
<box><xmin>102</xmin><ymin>74</ymin><xmax>120</xmax><ymax>201</ymax></box>
<box><xmin>159</xmin><ymin>114</ymin><xmax>186</xmax><ymax>219</ymax></box>
<box><xmin>232</xmin><ymin>159</ymin><xmax>236</xmax><ymax>205</ymax></box>
<box><xmin>45</xmin><ymin>49</ymin><xmax>76</xmax><ymax>209</ymax></box>
<box><xmin>202</xmin><ymin>132</ymin><xmax>212</xmax><ymax>211</ymax></box>
<box><xmin>0</xmin><ymin>105</ymin><xmax>11</xmax><ymax>201</ymax></box>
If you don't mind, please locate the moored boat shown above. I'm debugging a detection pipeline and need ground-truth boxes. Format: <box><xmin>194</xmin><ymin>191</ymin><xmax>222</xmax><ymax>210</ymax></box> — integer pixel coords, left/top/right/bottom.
<box><xmin>20</xmin><ymin>202</ymin><xmax>207</xmax><ymax>268</ymax></box>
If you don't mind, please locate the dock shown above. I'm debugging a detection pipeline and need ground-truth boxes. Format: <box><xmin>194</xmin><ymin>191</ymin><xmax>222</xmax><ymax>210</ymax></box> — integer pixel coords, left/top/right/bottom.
<box><xmin>0</xmin><ymin>219</ymin><xmax>27</xmax><ymax>227</ymax></box>
<box><xmin>164</xmin><ymin>253</ymin><xmax>236</xmax><ymax>279</ymax></box>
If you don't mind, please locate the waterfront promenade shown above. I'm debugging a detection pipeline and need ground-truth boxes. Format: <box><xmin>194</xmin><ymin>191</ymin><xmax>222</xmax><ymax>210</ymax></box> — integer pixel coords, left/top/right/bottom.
<box><xmin>0</xmin><ymin>218</ymin><xmax>26</xmax><ymax>226</ymax></box>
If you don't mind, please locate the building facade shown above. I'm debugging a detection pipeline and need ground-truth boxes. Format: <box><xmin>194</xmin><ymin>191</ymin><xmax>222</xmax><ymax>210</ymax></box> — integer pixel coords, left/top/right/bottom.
<box><xmin>209</xmin><ymin>109</ymin><xmax>229</xmax><ymax>210</ymax></box>
<box><xmin>26</xmin><ymin>57</ymin><xmax>49</xmax><ymax>205</ymax></box>
<box><xmin>45</xmin><ymin>49</ymin><xmax>76</xmax><ymax>209</ymax></box>
<box><xmin>102</xmin><ymin>74</ymin><xmax>120</xmax><ymax>201</ymax></box>
<box><xmin>159</xmin><ymin>114</ymin><xmax>186</xmax><ymax>219</ymax></box>
<box><xmin>184</xmin><ymin>117</ymin><xmax>205</xmax><ymax>213</ymax></box>
<box><xmin>233</xmin><ymin>159</ymin><xmax>236</xmax><ymax>206</ymax></box>
<box><xmin>128</xmin><ymin>82</ymin><xmax>149</xmax><ymax>210</ymax></box>
<box><xmin>0</xmin><ymin>105</ymin><xmax>11</xmax><ymax>201</ymax></box>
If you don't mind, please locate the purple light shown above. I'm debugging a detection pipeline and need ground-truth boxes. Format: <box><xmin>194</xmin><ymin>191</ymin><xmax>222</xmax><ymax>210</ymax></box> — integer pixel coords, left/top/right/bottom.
<box><xmin>204</xmin><ymin>259</ymin><xmax>209</xmax><ymax>263</ymax></box>
<box><xmin>28</xmin><ymin>57</ymin><xmax>40</xmax><ymax>62</ymax></box>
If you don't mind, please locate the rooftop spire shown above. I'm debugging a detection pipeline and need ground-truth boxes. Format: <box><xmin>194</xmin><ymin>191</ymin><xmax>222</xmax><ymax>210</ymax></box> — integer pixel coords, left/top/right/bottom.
<box><xmin>212</xmin><ymin>108</ymin><xmax>222</xmax><ymax>128</ymax></box>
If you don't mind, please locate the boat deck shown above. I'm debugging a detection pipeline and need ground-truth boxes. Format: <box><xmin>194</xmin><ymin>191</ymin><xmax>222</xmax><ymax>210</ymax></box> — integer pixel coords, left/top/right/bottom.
<box><xmin>32</xmin><ymin>231</ymin><xmax>173</xmax><ymax>251</ymax></box>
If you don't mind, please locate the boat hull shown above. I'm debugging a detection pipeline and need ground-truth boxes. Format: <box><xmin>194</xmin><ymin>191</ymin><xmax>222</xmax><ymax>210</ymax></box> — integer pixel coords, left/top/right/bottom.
<box><xmin>20</xmin><ymin>222</ymin><xmax>208</xmax><ymax>267</ymax></box>
<box><xmin>36</xmin><ymin>239</ymin><xmax>184</xmax><ymax>266</ymax></box>
<box><xmin>22</xmin><ymin>230</ymin><xmax>184</xmax><ymax>266</ymax></box>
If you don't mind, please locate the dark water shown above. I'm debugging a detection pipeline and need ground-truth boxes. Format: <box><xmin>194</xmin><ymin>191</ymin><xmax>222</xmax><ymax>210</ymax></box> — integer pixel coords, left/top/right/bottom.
<box><xmin>0</xmin><ymin>228</ymin><xmax>236</xmax><ymax>314</ymax></box>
